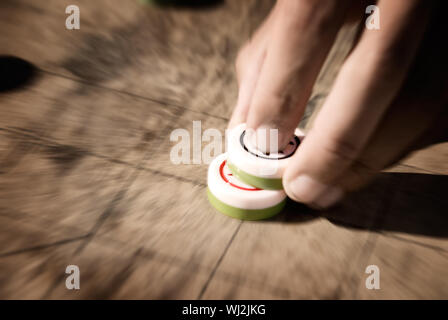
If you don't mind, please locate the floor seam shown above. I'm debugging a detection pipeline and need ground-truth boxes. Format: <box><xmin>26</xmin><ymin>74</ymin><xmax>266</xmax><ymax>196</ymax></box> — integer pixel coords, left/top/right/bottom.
<box><xmin>351</xmin><ymin>176</ymin><xmax>400</xmax><ymax>299</ymax></box>
<box><xmin>0</xmin><ymin>235</ymin><xmax>89</xmax><ymax>258</ymax></box>
<box><xmin>72</xmin><ymin>114</ymin><xmax>186</xmax><ymax>254</ymax></box>
<box><xmin>378</xmin><ymin>232</ymin><xmax>448</xmax><ymax>254</ymax></box>
<box><xmin>197</xmin><ymin>221</ymin><xmax>243</xmax><ymax>299</ymax></box>
<box><xmin>1</xmin><ymin>126</ymin><xmax>207</xmax><ymax>187</ymax></box>
<box><xmin>38</xmin><ymin>68</ymin><xmax>230</xmax><ymax>122</ymax></box>
<box><xmin>390</xmin><ymin>163</ymin><xmax>445</xmax><ymax>175</ymax></box>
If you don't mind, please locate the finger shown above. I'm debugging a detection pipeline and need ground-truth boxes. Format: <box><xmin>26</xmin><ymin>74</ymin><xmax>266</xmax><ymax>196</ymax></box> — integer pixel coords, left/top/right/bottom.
<box><xmin>246</xmin><ymin>0</ymin><xmax>352</xmax><ymax>150</ymax></box>
<box><xmin>341</xmin><ymin>100</ymin><xmax>447</xmax><ymax>192</ymax></box>
<box><xmin>228</xmin><ymin>45</ymin><xmax>266</xmax><ymax>129</ymax></box>
<box><xmin>283</xmin><ymin>0</ymin><xmax>433</xmax><ymax>208</ymax></box>
<box><xmin>338</xmin><ymin>0</ymin><xmax>448</xmax><ymax>191</ymax></box>
<box><xmin>228</xmin><ymin>4</ymin><xmax>280</xmax><ymax>129</ymax></box>
<box><xmin>342</xmin><ymin>99</ymin><xmax>448</xmax><ymax>194</ymax></box>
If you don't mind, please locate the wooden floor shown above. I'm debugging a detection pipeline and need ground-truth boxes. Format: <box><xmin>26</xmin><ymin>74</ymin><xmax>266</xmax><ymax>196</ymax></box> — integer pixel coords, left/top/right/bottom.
<box><xmin>0</xmin><ymin>0</ymin><xmax>447</xmax><ymax>299</ymax></box>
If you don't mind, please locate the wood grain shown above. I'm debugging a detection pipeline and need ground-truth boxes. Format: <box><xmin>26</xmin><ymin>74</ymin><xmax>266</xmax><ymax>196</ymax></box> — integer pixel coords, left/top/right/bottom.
<box><xmin>356</xmin><ymin>234</ymin><xmax>448</xmax><ymax>299</ymax></box>
<box><xmin>205</xmin><ymin>216</ymin><xmax>375</xmax><ymax>299</ymax></box>
<box><xmin>0</xmin><ymin>131</ymin><xmax>132</xmax><ymax>234</ymax></box>
<box><xmin>0</xmin><ymin>0</ymin><xmax>446</xmax><ymax>299</ymax></box>
<box><xmin>95</xmin><ymin>169</ymin><xmax>241</xmax><ymax>268</ymax></box>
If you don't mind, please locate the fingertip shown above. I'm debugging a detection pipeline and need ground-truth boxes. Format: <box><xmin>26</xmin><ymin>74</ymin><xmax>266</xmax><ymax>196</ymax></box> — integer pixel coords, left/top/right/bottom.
<box><xmin>227</xmin><ymin>117</ymin><xmax>244</xmax><ymax>130</ymax></box>
<box><xmin>244</xmin><ymin>121</ymin><xmax>297</xmax><ymax>153</ymax></box>
<box><xmin>283</xmin><ymin>174</ymin><xmax>344</xmax><ymax>209</ymax></box>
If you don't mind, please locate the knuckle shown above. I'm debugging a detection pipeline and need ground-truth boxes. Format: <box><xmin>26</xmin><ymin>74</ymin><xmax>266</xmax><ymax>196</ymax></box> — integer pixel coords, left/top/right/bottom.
<box><xmin>271</xmin><ymin>91</ymin><xmax>295</xmax><ymax>115</ymax></box>
<box><xmin>320</xmin><ymin>136</ymin><xmax>361</xmax><ymax>164</ymax></box>
<box><xmin>345</xmin><ymin>160</ymin><xmax>378</xmax><ymax>190</ymax></box>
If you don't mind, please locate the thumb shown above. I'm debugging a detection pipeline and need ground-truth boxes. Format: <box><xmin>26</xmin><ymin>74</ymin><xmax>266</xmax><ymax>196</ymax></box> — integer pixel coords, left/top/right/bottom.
<box><xmin>282</xmin><ymin>0</ymin><xmax>431</xmax><ymax>209</ymax></box>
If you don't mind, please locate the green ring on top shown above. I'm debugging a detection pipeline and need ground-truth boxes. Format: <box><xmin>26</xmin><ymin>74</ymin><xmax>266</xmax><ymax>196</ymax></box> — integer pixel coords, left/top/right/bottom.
<box><xmin>207</xmin><ymin>189</ymin><xmax>285</xmax><ymax>221</ymax></box>
<box><xmin>227</xmin><ymin>162</ymin><xmax>283</xmax><ymax>190</ymax></box>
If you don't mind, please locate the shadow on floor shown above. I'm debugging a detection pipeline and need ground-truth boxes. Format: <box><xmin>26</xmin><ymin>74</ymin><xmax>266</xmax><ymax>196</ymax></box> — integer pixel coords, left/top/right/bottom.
<box><xmin>279</xmin><ymin>171</ymin><xmax>448</xmax><ymax>239</ymax></box>
<box><xmin>0</xmin><ymin>56</ymin><xmax>37</xmax><ymax>92</ymax></box>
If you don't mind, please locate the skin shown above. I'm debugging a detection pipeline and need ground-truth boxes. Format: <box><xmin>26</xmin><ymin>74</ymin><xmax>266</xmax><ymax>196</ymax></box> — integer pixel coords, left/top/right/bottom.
<box><xmin>229</xmin><ymin>0</ymin><xmax>448</xmax><ymax>209</ymax></box>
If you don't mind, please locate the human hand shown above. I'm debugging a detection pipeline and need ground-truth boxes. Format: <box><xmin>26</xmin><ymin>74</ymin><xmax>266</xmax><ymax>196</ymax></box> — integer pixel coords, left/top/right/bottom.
<box><xmin>229</xmin><ymin>0</ymin><xmax>448</xmax><ymax>209</ymax></box>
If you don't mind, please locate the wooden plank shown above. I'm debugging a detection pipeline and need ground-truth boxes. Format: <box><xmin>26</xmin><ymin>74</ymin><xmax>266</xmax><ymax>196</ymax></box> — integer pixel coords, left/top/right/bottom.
<box><xmin>0</xmin><ymin>0</ymin><xmax>446</xmax><ymax>300</ymax></box>
<box><xmin>0</xmin><ymin>213</ymin><xmax>83</xmax><ymax>257</ymax></box>
<box><xmin>95</xmin><ymin>169</ymin><xmax>241</xmax><ymax>269</ymax></box>
<box><xmin>400</xmin><ymin>143</ymin><xmax>448</xmax><ymax>175</ymax></box>
<box><xmin>0</xmin><ymin>235</ymin><xmax>211</xmax><ymax>299</ymax></box>
<box><xmin>356</xmin><ymin>234</ymin><xmax>448</xmax><ymax>299</ymax></box>
<box><xmin>207</xmin><ymin>216</ymin><xmax>376</xmax><ymax>299</ymax></box>
<box><xmin>0</xmin><ymin>0</ymin><xmax>260</xmax><ymax>119</ymax></box>
<box><xmin>0</xmin><ymin>72</ymin><xmax>179</xmax><ymax>165</ymax></box>
<box><xmin>202</xmin><ymin>275</ymin><xmax>285</xmax><ymax>299</ymax></box>
<box><xmin>0</xmin><ymin>240</ymin><xmax>83</xmax><ymax>299</ymax></box>
<box><xmin>0</xmin><ymin>131</ymin><xmax>132</xmax><ymax>234</ymax></box>
<box><xmin>144</xmin><ymin>108</ymin><xmax>228</xmax><ymax>186</ymax></box>
<box><xmin>46</xmin><ymin>238</ymin><xmax>211</xmax><ymax>299</ymax></box>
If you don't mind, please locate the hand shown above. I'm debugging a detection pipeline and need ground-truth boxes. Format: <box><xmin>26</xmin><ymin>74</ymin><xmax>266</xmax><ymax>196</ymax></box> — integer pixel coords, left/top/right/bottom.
<box><xmin>229</xmin><ymin>0</ymin><xmax>448</xmax><ymax>209</ymax></box>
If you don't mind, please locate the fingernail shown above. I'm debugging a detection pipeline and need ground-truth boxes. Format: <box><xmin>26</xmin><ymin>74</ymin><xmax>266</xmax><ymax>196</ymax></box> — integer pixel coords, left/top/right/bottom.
<box><xmin>246</xmin><ymin>125</ymin><xmax>280</xmax><ymax>154</ymax></box>
<box><xmin>287</xmin><ymin>175</ymin><xmax>344</xmax><ymax>209</ymax></box>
